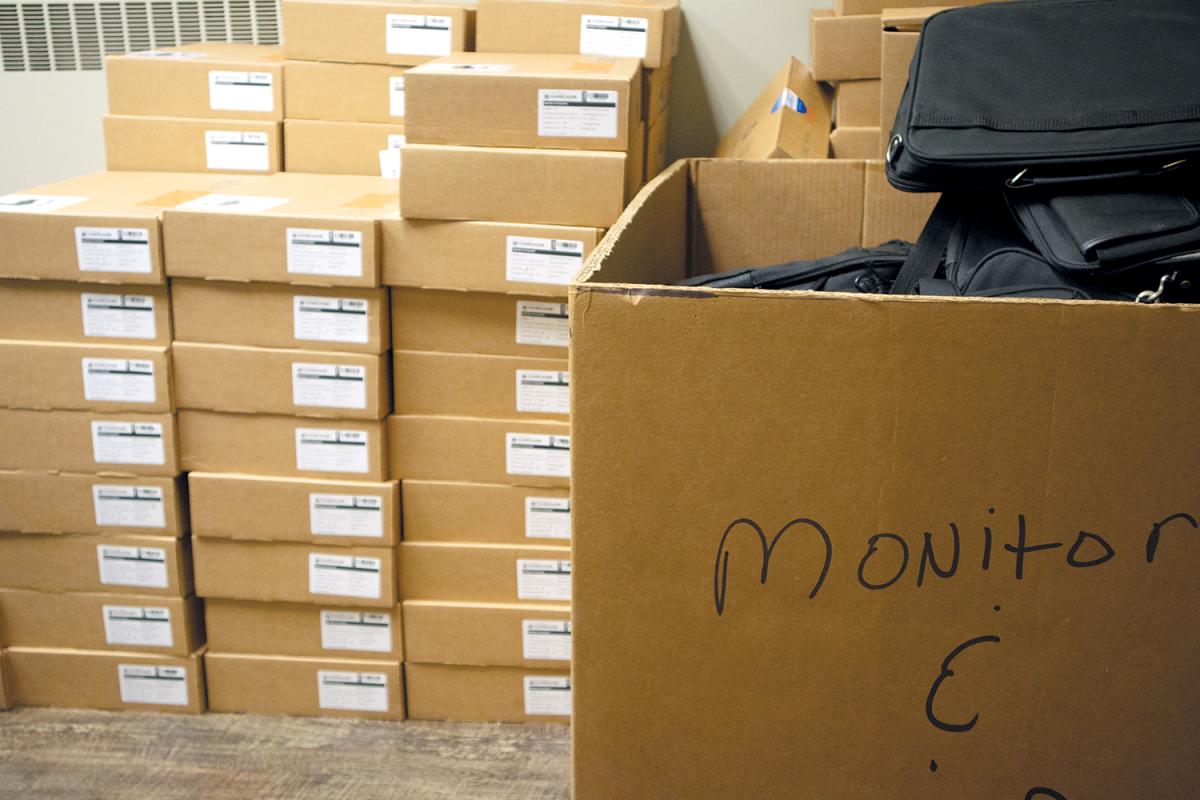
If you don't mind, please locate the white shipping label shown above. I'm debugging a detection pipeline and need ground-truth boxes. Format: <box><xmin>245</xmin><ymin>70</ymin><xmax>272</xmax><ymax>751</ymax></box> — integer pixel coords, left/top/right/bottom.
<box><xmin>81</xmin><ymin>293</ymin><xmax>157</xmax><ymax>340</ymax></box>
<box><xmin>294</xmin><ymin>296</ymin><xmax>370</xmax><ymax>344</ymax></box>
<box><xmin>292</xmin><ymin>363</ymin><xmax>368</xmax><ymax>410</ymax></box>
<box><xmin>522</xmin><ymin>620</ymin><xmax>572</xmax><ymax>661</ymax></box>
<box><xmin>310</xmin><ymin>494</ymin><xmax>384</xmax><ymax>538</ymax></box>
<box><xmin>209</xmin><ymin>70</ymin><xmax>275</xmax><ymax>112</ymax></box>
<box><xmin>524</xmin><ymin>676</ymin><xmax>571</xmax><ymax>716</ymax></box>
<box><xmin>517</xmin><ymin>559</ymin><xmax>572</xmax><ymax>601</ymax></box>
<box><xmin>516</xmin><ymin>370</ymin><xmax>570</xmax><ymax>415</ymax></box>
<box><xmin>506</xmin><ymin>237</ymin><xmax>584</xmax><ymax>286</ymax></box>
<box><xmin>525</xmin><ymin>497</ymin><xmax>571</xmax><ymax>540</ymax></box>
<box><xmin>118</xmin><ymin>665</ymin><xmax>189</xmax><ymax>706</ymax></box>
<box><xmin>74</xmin><ymin>227</ymin><xmax>153</xmax><ymax>274</ymax></box>
<box><xmin>93</xmin><ymin>485</ymin><xmax>167</xmax><ymax>528</ymax></box>
<box><xmin>91</xmin><ymin>421</ymin><xmax>166</xmax><ymax>466</ymax></box>
<box><xmin>82</xmin><ymin>358</ymin><xmax>156</xmax><ymax>404</ymax></box>
<box><xmin>309</xmin><ymin>554</ymin><xmax>383</xmax><ymax>599</ymax></box>
<box><xmin>320</xmin><ymin>610</ymin><xmax>393</xmax><ymax>652</ymax></box>
<box><xmin>286</xmin><ymin>228</ymin><xmax>364</xmax><ymax>278</ymax></box>
<box><xmin>379</xmin><ymin>148</ymin><xmax>400</xmax><ymax>180</ymax></box>
<box><xmin>389</xmin><ymin>76</ymin><xmax>406</xmax><ymax>117</ymax></box>
<box><xmin>204</xmin><ymin>131</ymin><xmax>270</xmax><ymax>171</ymax></box>
<box><xmin>386</xmin><ymin>14</ymin><xmax>452</xmax><ymax>56</ymax></box>
<box><xmin>318</xmin><ymin>671</ymin><xmax>388</xmax><ymax>712</ymax></box>
<box><xmin>538</xmin><ymin>90</ymin><xmax>619</xmax><ymax>139</ymax></box>
<box><xmin>580</xmin><ymin>15</ymin><xmax>649</xmax><ymax>59</ymax></box>
<box><xmin>97</xmin><ymin>545</ymin><xmax>169</xmax><ymax>588</ymax></box>
<box><xmin>103</xmin><ymin>605</ymin><xmax>173</xmax><ymax>647</ymax></box>
<box><xmin>176</xmin><ymin>193</ymin><xmax>289</xmax><ymax>213</ymax></box>
<box><xmin>515</xmin><ymin>301</ymin><xmax>570</xmax><ymax>348</ymax></box>
<box><xmin>295</xmin><ymin>428</ymin><xmax>371</xmax><ymax>474</ymax></box>
<box><xmin>507</xmin><ymin>434</ymin><xmax>571</xmax><ymax>478</ymax></box>
<box><xmin>0</xmin><ymin>194</ymin><xmax>87</xmax><ymax>213</ymax></box>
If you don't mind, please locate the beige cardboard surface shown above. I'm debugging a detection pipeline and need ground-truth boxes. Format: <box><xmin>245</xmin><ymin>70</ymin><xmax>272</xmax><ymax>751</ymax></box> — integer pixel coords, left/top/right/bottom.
<box><xmin>390</xmin><ymin>287</ymin><xmax>571</xmax><ymax>358</ymax></box>
<box><xmin>0</xmin><ymin>653</ymin><xmax>9</xmax><ymax>710</ymax></box>
<box><xmin>282</xmin><ymin>60</ymin><xmax>409</xmax><ymax>124</ymax></box>
<box><xmin>835</xmin><ymin>78</ymin><xmax>882</xmax><ymax>128</ymax></box>
<box><xmin>0</xmin><ymin>533</ymin><xmax>192</xmax><ymax>596</ymax></box>
<box><xmin>863</xmin><ymin>160</ymin><xmax>937</xmax><ymax>246</ymax></box>
<box><xmin>380</xmin><ymin>217</ymin><xmax>601</xmax><ymax>295</ymax></box>
<box><xmin>105</xmin><ymin>43</ymin><xmax>285</xmax><ymax>121</ymax></box>
<box><xmin>104</xmin><ymin>116</ymin><xmax>282</xmax><ymax>175</ymax></box>
<box><xmin>401</xmin><ymin>479</ymin><xmax>571</xmax><ymax>545</ymax></box>
<box><xmin>178</xmin><ymin>410</ymin><xmax>388</xmax><ymax>481</ymax></box>
<box><xmin>188</xmin><ymin>472</ymin><xmax>400</xmax><ymax>547</ymax></box>
<box><xmin>0</xmin><ymin>409</ymin><xmax>180</xmax><ymax>477</ymax></box>
<box><xmin>0</xmin><ymin>471</ymin><xmax>186</xmax><ymax>537</ymax></box>
<box><xmin>402</xmin><ymin>600</ymin><xmax>570</xmax><ymax>668</ymax></box>
<box><xmin>283</xmin><ymin>120</ymin><xmax>406</xmax><ymax>177</ymax></box>
<box><xmin>644</xmin><ymin>110</ymin><xmax>669</xmax><ymax>184</ymax></box>
<box><xmin>568</xmin><ymin>157</ymin><xmax>1200</xmax><ymax>797</ymax></box>
<box><xmin>0</xmin><ymin>279</ymin><xmax>172</xmax><ymax>346</ymax></box>
<box><xmin>170</xmin><ymin>279</ymin><xmax>390</xmax><ymax>354</ymax></box>
<box><xmin>399</xmin><ymin>541</ymin><xmax>571</xmax><ymax>603</ymax></box>
<box><xmin>642</xmin><ymin>61</ymin><xmax>671</xmax><ymax>125</ymax></box>
<box><xmin>393</xmin><ymin>350</ymin><xmax>569</xmax><ymax>421</ymax></box>
<box><xmin>831</xmin><ymin>126</ymin><xmax>883</xmax><ymax>160</ymax></box>
<box><xmin>281</xmin><ymin>0</ymin><xmax>475</xmax><ymax>66</ymax></box>
<box><xmin>810</xmin><ymin>10</ymin><xmax>881</xmax><ymax>82</ymax></box>
<box><xmin>203</xmin><ymin>598</ymin><xmax>403</xmax><ymax>660</ymax></box>
<box><xmin>714</xmin><ymin>58</ymin><xmax>832</xmax><ymax>160</ymax></box>
<box><xmin>0</xmin><ymin>340</ymin><xmax>172</xmax><ymax>413</ymax></box>
<box><xmin>405</xmin><ymin>662</ymin><xmax>570</xmax><ymax>723</ymax></box>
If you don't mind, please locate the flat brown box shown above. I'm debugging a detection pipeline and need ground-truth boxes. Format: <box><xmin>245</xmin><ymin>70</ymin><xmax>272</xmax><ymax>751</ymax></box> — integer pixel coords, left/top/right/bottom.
<box><xmin>390</xmin><ymin>287</ymin><xmax>570</xmax><ymax>358</ymax></box>
<box><xmin>282</xmin><ymin>60</ymin><xmax>410</xmax><ymax>124</ymax></box>
<box><xmin>642</xmin><ymin>61</ymin><xmax>671</xmax><ymax>125</ymax></box>
<box><xmin>178</xmin><ymin>410</ymin><xmax>388</xmax><ymax>482</ymax></box>
<box><xmin>401</xmin><ymin>479</ymin><xmax>571</xmax><ymax>545</ymax></box>
<box><xmin>0</xmin><ymin>533</ymin><xmax>192</xmax><ymax>596</ymax></box>
<box><xmin>380</xmin><ymin>217</ymin><xmax>601</xmax><ymax>295</ymax></box>
<box><xmin>192</xmin><ymin>536</ymin><xmax>397</xmax><ymax>608</ymax></box>
<box><xmin>835</xmin><ymin>78</ymin><xmax>882</xmax><ymax>128</ymax></box>
<box><xmin>405</xmin><ymin>662</ymin><xmax>569</xmax><ymax>724</ymax></box>
<box><xmin>387</xmin><ymin>415</ymin><xmax>570</xmax><ymax>488</ymax></box>
<box><xmin>398</xmin><ymin>541</ymin><xmax>571</xmax><ymax>604</ymax></box>
<box><xmin>103</xmin><ymin>116</ymin><xmax>282</xmax><ymax>175</ymax></box>
<box><xmin>160</xmin><ymin>172</ymin><xmax>398</xmax><ymax>288</ymax></box>
<box><xmin>283</xmin><ymin>120</ymin><xmax>406</xmax><ymax>177</ymax></box>
<box><xmin>188</xmin><ymin>472</ymin><xmax>400</xmax><ymax>547</ymax></box>
<box><xmin>862</xmin><ymin>161</ymin><xmax>938</xmax><ymax>247</ymax></box>
<box><xmin>281</xmin><ymin>0</ymin><xmax>475</xmax><ymax>66</ymax></box>
<box><xmin>0</xmin><ymin>340</ymin><xmax>172</xmax><ymax>414</ymax></box>
<box><xmin>0</xmin><ymin>471</ymin><xmax>187</xmax><ymax>536</ymax></box>
<box><xmin>393</xmin><ymin>350</ymin><xmax>569</xmax><ymax>421</ymax></box>
<box><xmin>644</xmin><ymin>110</ymin><xmax>669</xmax><ymax>184</ymax></box>
<box><xmin>476</xmin><ymin>0</ymin><xmax>680</xmax><ymax>69</ymax></box>
<box><xmin>830</xmin><ymin>126</ymin><xmax>883</xmax><ymax>160</ymax></box>
<box><xmin>400</xmin><ymin>143</ymin><xmax>629</xmax><ymax>228</ymax></box>
<box><xmin>403</xmin><ymin>600</ymin><xmax>570</xmax><ymax>668</ymax></box>
<box><xmin>170</xmin><ymin>279</ymin><xmax>390</xmax><ymax>354</ymax></box>
<box><xmin>204</xmin><ymin>598</ymin><xmax>403</xmax><ymax>660</ymax></box>
<box><xmin>0</xmin><ymin>279</ymin><xmax>172</xmax><ymax>346</ymax></box>
<box><xmin>0</xmin><ymin>588</ymin><xmax>204</xmax><ymax>657</ymax></box>
<box><xmin>714</xmin><ymin>57</ymin><xmax>832</xmax><ymax>160</ymax></box>
<box><xmin>0</xmin><ymin>409</ymin><xmax>180</xmax><ymax>477</ymax></box>
<box><xmin>105</xmin><ymin>43</ymin><xmax>285</xmax><ymax>121</ymax></box>
<box><xmin>809</xmin><ymin>10</ymin><xmax>882</xmax><ymax>82</ymax></box>
<box><xmin>204</xmin><ymin>651</ymin><xmax>404</xmax><ymax>719</ymax></box>
<box><xmin>3</xmin><ymin>646</ymin><xmax>206</xmax><ymax>714</ymax></box>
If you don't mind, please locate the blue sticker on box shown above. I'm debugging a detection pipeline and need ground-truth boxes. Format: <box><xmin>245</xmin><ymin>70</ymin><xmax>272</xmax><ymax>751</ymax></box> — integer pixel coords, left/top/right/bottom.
<box><xmin>771</xmin><ymin>88</ymin><xmax>807</xmax><ymax>114</ymax></box>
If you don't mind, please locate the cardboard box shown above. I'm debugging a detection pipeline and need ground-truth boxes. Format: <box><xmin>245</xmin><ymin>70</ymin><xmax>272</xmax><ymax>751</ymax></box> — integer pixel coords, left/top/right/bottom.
<box><xmin>405</xmin><ymin>662</ymin><xmax>570</xmax><ymax>723</ymax></box>
<box><xmin>172</xmin><ymin>342</ymin><xmax>392</xmax><ymax>420</ymax></box>
<box><xmin>476</xmin><ymin>0</ymin><xmax>680</xmax><ymax>69</ymax></box>
<box><xmin>105</xmin><ymin>43</ymin><xmax>285</xmax><ymax>121</ymax></box>
<box><xmin>0</xmin><ymin>652</ymin><xmax>9</xmax><ymax>710</ymax></box>
<box><xmin>283</xmin><ymin>120</ymin><xmax>406</xmax><ymax>177</ymax></box>
<box><xmin>203</xmin><ymin>598</ymin><xmax>403</xmax><ymax>660</ymax></box>
<box><xmin>830</xmin><ymin>126</ymin><xmax>883</xmax><ymax>160</ymax></box>
<box><xmin>0</xmin><ymin>409</ymin><xmax>180</xmax><ymax>477</ymax></box>
<box><xmin>178</xmin><ymin>410</ymin><xmax>389</xmax><ymax>481</ymax></box>
<box><xmin>160</xmin><ymin>172</ymin><xmax>398</xmax><ymax>287</ymax></box>
<box><xmin>0</xmin><ymin>340</ymin><xmax>172</xmax><ymax>413</ymax></box>
<box><xmin>103</xmin><ymin>116</ymin><xmax>283</xmax><ymax>175</ymax></box>
<box><xmin>404</xmin><ymin>53</ymin><xmax>641</xmax><ymax>152</ymax></box>
<box><xmin>380</xmin><ymin>217</ymin><xmax>601</xmax><ymax>295</ymax></box>
<box><xmin>192</xmin><ymin>536</ymin><xmax>397</xmax><ymax>608</ymax></box>
<box><xmin>0</xmin><ymin>471</ymin><xmax>187</xmax><ymax>537</ymax></box>
<box><xmin>387</xmin><ymin>415</ymin><xmax>570</xmax><ymax>488</ymax></box>
<box><xmin>642</xmin><ymin>61</ymin><xmax>671</xmax><ymax>125</ymax></box>
<box><xmin>282</xmin><ymin>60</ymin><xmax>410</xmax><ymax>124</ymax></box>
<box><xmin>834</xmin><ymin>78</ymin><xmax>882</xmax><ymax>128</ymax></box>
<box><xmin>393</xmin><ymin>350</ymin><xmax>569</xmax><ymax>420</ymax></box>
<box><xmin>0</xmin><ymin>588</ymin><xmax>204</xmax><ymax>657</ymax></box>
<box><xmin>188</xmin><ymin>472</ymin><xmax>400</xmax><ymax>547</ymax></box>
<box><xmin>390</xmin><ymin>287</ymin><xmax>571</xmax><ymax>358</ymax></box>
<box><xmin>401</xmin><ymin>479</ymin><xmax>571</xmax><ymax>545</ymax></box>
<box><xmin>281</xmin><ymin>0</ymin><xmax>475</xmax><ymax>66</ymax></box>
<box><xmin>170</xmin><ymin>279</ymin><xmax>390</xmax><ymax>354</ymax></box>
<box><xmin>400</xmin><ymin>143</ymin><xmax>629</xmax><ymax>228</ymax></box>
<box><xmin>809</xmin><ymin>10</ymin><xmax>881</xmax><ymax>82</ymax></box>
<box><xmin>644</xmin><ymin>110</ymin><xmax>669</xmax><ymax>183</ymax></box>
<box><xmin>0</xmin><ymin>279</ymin><xmax>172</xmax><ymax>346</ymax></box>
<box><xmin>880</xmin><ymin>10</ymin><xmax>931</xmax><ymax>148</ymax></box>
<box><xmin>204</xmin><ymin>651</ymin><xmax>404</xmax><ymax>719</ymax></box>
<box><xmin>567</xmin><ymin>158</ymin><xmax>1200</xmax><ymax>796</ymax></box>
<box><xmin>0</xmin><ymin>533</ymin><xmax>192</xmax><ymax>596</ymax></box>
<box><xmin>863</xmin><ymin>161</ymin><xmax>938</xmax><ymax>247</ymax></box>
<box><xmin>399</xmin><ymin>541</ymin><xmax>571</xmax><ymax>603</ymax></box>
<box><xmin>714</xmin><ymin>58</ymin><xmax>832</xmax><ymax>160</ymax></box>
<box><xmin>403</xmin><ymin>600</ymin><xmax>570</xmax><ymax>668</ymax></box>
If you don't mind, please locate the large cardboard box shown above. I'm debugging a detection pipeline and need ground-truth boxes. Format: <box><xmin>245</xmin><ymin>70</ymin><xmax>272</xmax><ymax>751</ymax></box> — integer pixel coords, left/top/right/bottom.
<box><xmin>863</xmin><ymin>161</ymin><xmax>938</xmax><ymax>247</ymax></box>
<box><xmin>403</xmin><ymin>600</ymin><xmax>570</xmax><ymax>668</ymax></box>
<box><xmin>204</xmin><ymin>651</ymin><xmax>404</xmax><ymax>719</ymax></box>
<box><xmin>0</xmin><ymin>409</ymin><xmax>180</xmax><ymax>477</ymax></box>
<box><xmin>170</xmin><ymin>279</ymin><xmax>390</xmax><ymax>354</ymax></box>
<box><xmin>103</xmin><ymin>116</ymin><xmax>283</xmax><ymax>174</ymax></box>
<box><xmin>831</xmin><ymin>126</ymin><xmax>884</xmax><ymax>160</ymax></box>
<box><xmin>398</xmin><ymin>541</ymin><xmax>571</xmax><ymax>604</ymax></box>
<box><xmin>393</xmin><ymin>350</ymin><xmax>569</xmax><ymax>420</ymax></box>
<box><xmin>809</xmin><ymin>10</ymin><xmax>881</xmax><ymax>82</ymax></box>
<box><xmin>283</xmin><ymin>120</ymin><xmax>406</xmax><ymax>177</ymax></box>
<box><xmin>835</xmin><ymin>78</ymin><xmax>882</xmax><ymax>128</ymax></box>
<box><xmin>390</xmin><ymin>287</ymin><xmax>570</xmax><ymax>358</ymax></box>
<box><xmin>0</xmin><ymin>471</ymin><xmax>186</xmax><ymax>537</ymax></box>
<box><xmin>0</xmin><ymin>340</ymin><xmax>172</xmax><ymax>414</ymax></box>
<box><xmin>0</xmin><ymin>533</ymin><xmax>192</xmax><ymax>596</ymax></box>
<box><xmin>644</xmin><ymin>109</ymin><xmax>669</xmax><ymax>183</ymax></box>
<box><xmin>642</xmin><ymin>61</ymin><xmax>671</xmax><ymax>126</ymax></box>
<box><xmin>161</xmin><ymin>172</ymin><xmax>398</xmax><ymax>287</ymax></box>
<box><xmin>188</xmin><ymin>472</ymin><xmax>400</xmax><ymax>547</ymax></box>
<box><xmin>0</xmin><ymin>279</ymin><xmax>172</xmax><ymax>346</ymax></box>
<box><xmin>401</xmin><ymin>479</ymin><xmax>571</xmax><ymax>545</ymax></box>
<box><xmin>405</xmin><ymin>662</ymin><xmax>570</xmax><ymax>723</ymax></box>
<box><xmin>204</xmin><ymin>598</ymin><xmax>403</xmax><ymax>660</ymax></box>
<box><xmin>0</xmin><ymin>653</ymin><xmax>9</xmax><ymax>710</ymax></box>
<box><xmin>713</xmin><ymin>58</ymin><xmax>832</xmax><ymax>160</ymax></box>
<box><xmin>567</xmin><ymin>158</ymin><xmax>1200</xmax><ymax>797</ymax></box>
<box><xmin>281</xmin><ymin>0</ymin><xmax>475</xmax><ymax>66</ymax></box>
<box><xmin>0</xmin><ymin>589</ymin><xmax>204</xmax><ymax>657</ymax></box>
<box><xmin>105</xmin><ymin>43</ymin><xmax>285</xmax><ymax>121</ymax></box>
<box><xmin>282</xmin><ymin>60</ymin><xmax>409</xmax><ymax>124</ymax></box>
<box><xmin>476</xmin><ymin>0</ymin><xmax>680</xmax><ymax>69</ymax></box>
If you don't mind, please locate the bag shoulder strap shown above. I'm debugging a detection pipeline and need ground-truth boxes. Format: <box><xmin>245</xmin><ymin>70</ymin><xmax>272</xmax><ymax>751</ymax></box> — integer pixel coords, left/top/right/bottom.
<box><xmin>890</xmin><ymin>192</ymin><xmax>967</xmax><ymax>295</ymax></box>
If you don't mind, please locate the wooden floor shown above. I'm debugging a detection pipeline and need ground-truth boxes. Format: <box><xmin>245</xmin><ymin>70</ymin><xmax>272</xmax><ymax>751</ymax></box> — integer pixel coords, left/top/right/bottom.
<box><xmin>0</xmin><ymin>706</ymin><xmax>571</xmax><ymax>799</ymax></box>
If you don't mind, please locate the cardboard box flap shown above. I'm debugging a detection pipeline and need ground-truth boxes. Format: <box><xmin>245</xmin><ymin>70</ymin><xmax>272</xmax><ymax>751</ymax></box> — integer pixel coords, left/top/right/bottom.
<box><xmin>882</xmin><ymin>6</ymin><xmax>947</xmax><ymax>30</ymax></box>
<box><xmin>714</xmin><ymin>58</ymin><xmax>832</xmax><ymax>161</ymax></box>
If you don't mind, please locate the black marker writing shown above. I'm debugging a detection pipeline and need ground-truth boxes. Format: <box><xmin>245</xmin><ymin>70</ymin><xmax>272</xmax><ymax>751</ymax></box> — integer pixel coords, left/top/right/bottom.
<box><xmin>714</xmin><ymin>518</ymin><xmax>832</xmax><ymax>615</ymax></box>
<box><xmin>1145</xmin><ymin>512</ymin><xmax>1198</xmax><ymax>563</ymax></box>
<box><xmin>925</xmin><ymin>635</ymin><xmax>1001</xmax><ymax>733</ymax></box>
